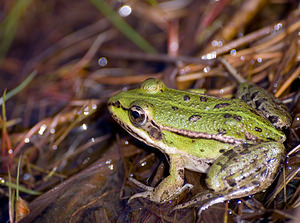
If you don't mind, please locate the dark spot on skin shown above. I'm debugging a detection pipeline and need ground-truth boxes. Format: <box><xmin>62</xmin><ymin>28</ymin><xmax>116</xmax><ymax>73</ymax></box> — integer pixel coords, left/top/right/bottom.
<box><xmin>224</xmin><ymin>114</ymin><xmax>232</xmax><ymax>118</ymax></box>
<box><xmin>216</xmin><ymin>162</ymin><xmax>227</xmax><ymax>170</ymax></box>
<box><xmin>160</xmin><ymin>89</ymin><xmax>164</xmax><ymax>92</ymax></box>
<box><xmin>241</xmin><ymin>95</ymin><xmax>247</xmax><ymax>102</ymax></box>
<box><xmin>254</xmin><ymin>99</ymin><xmax>267</xmax><ymax>108</ymax></box>
<box><xmin>240</xmin><ymin>148</ymin><xmax>250</xmax><ymax>155</ymax></box>
<box><xmin>226</xmin><ymin>150</ymin><xmax>239</xmax><ymax>159</ymax></box>
<box><xmin>218</xmin><ymin>129</ymin><xmax>226</xmax><ymax>134</ymax></box>
<box><xmin>261</xmin><ymin>106</ymin><xmax>267</xmax><ymax>112</ymax></box>
<box><xmin>267</xmin><ymin>158</ymin><xmax>275</xmax><ymax>163</ymax></box>
<box><xmin>255</xmin><ymin>167</ymin><xmax>262</xmax><ymax>173</ymax></box>
<box><xmin>227</xmin><ymin>179</ymin><xmax>237</xmax><ymax>187</ymax></box>
<box><xmin>200</xmin><ymin>96</ymin><xmax>208</xmax><ymax>102</ymax></box>
<box><xmin>148</xmin><ymin>127</ymin><xmax>162</xmax><ymax>140</ymax></box>
<box><xmin>251</xmin><ymin>180</ymin><xmax>260</xmax><ymax>186</ymax></box>
<box><xmin>242</xmin><ymin>143</ymin><xmax>251</xmax><ymax>149</ymax></box>
<box><xmin>267</xmin><ymin>137</ymin><xmax>275</xmax><ymax>141</ymax></box>
<box><xmin>214</xmin><ymin>103</ymin><xmax>230</xmax><ymax>109</ymax></box>
<box><xmin>115</xmin><ymin>101</ymin><xmax>121</xmax><ymax>108</ymax></box>
<box><xmin>172</xmin><ymin>106</ymin><xmax>178</xmax><ymax>111</ymax></box>
<box><xmin>233</xmin><ymin>158</ymin><xmax>239</xmax><ymax>162</ymax></box>
<box><xmin>249</xmin><ymin>108</ymin><xmax>260</xmax><ymax>116</ymax></box>
<box><xmin>219</xmin><ymin>149</ymin><xmax>225</xmax><ymax>153</ymax></box>
<box><xmin>189</xmin><ymin>115</ymin><xmax>202</xmax><ymax>122</ymax></box>
<box><xmin>233</xmin><ymin>115</ymin><xmax>242</xmax><ymax>121</ymax></box>
<box><xmin>254</xmin><ymin>127</ymin><xmax>262</xmax><ymax>132</ymax></box>
<box><xmin>250</xmin><ymin>91</ymin><xmax>259</xmax><ymax>100</ymax></box>
<box><xmin>260</xmin><ymin>169</ymin><xmax>268</xmax><ymax>178</ymax></box>
<box><xmin>241</xmin><ymin>93</ymin><xmax>250</xmax><ymax>102</ymax></box>
<box><xmin>200</xmin><ymin>149</ymin><xmax>204</xmax><ymax>152</ymax></box>
<box><xmin>269</xmin><ymin>115</ymin><xmax>279</xmax><ymax>124</ymax></box>
<box><xmin>178</xmin><ymin>169</ymin><xmax>184</xmax><ymax>178</ymax></box>
<box><xmin>184</xmin><ymin>95</ymin><xmax>190</xmax><ymax>101</ymax></box>
<box><xmin>192</xmin><ymin>140</ymin><xmax>195</xmax><ymax>143</ymax></box>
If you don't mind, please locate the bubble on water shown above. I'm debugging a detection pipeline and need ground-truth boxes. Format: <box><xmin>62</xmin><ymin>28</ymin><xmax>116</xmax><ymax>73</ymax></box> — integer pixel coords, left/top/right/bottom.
<box><xmin>98</xmin><ymin>57</ymin><xmax>108</xmax><ymax>67</ymax></box>
<box><xmin>119</xmin><ymin>5</ymin><xmax>132</xmax><ymax>17</ymax></box>
<box><xmin>230</xmin><ymin>49</ymin><xmax>237</xmax><ymax>56</ymax></box>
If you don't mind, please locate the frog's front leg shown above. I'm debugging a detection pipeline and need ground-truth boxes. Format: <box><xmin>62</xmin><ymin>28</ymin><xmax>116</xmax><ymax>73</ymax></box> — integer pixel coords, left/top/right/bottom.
<box><xmin>175</xmin><ymin>142</ymin><xmax>284</xmax><ymax>213</ymax></box>
<box><xmin>128</xmin><ymin>154</ymin><xmax>193</xmax><ymax>203</ymax></box>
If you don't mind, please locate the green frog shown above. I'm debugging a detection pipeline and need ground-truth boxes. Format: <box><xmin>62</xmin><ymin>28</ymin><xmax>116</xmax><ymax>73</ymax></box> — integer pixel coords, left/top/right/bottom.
<box><xmin>108</xmin><ymin>72</ymin><xmax>291</xmax><ymax>213</ymax></box>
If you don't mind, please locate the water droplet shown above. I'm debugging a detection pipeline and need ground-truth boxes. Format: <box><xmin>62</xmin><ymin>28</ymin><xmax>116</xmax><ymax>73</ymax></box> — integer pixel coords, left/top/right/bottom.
<box><xmin>23</xmin><ymin>173</ymin><xmax>31</xmax><ymax>180</ymax></box>
<box><xmin>211</xmin><ymin>40</ymin><xmax>218</xmax><ymax>47</ymax></box>
<box><xmin>201</xmin><ymin>51</ymin><xmax>217</xmax><ymax>60</ymax></box>
<box><xmin>118</xmin><ymin>5</ymin><xmax>132</xmax><ymax>17</ymax></box>
<box><xmin>50</xmin><ymin>128</ymin><xmax>55</xmax><ymax>134</ymax></box>
<box><xmin>98</xmin><ymin>57</ymin><xmax>108</xmax><ymax>67</ymax></box>
<box><xmin>274</xmin><ymin>23</ymin><xmax>282</xmax><ymax>31</ymax></box>
<box><xmin>81</xmin><ymin>123</ymin><xmax>88</xmax><ymax>130</ymax></box>
<box><xmin>106</xmin><ymin>159</ymin><xmax>112</xmax><ymax>165</ymax></box>
<box><xmin>230</xmin><ymin>49</ymin><xmax>237</xmax><ymax>56</ymax></box>
<box><xmin>0</xmin><ymin>177</ymin><xmax>5</xmax><ymax>183</ymax></box>
<box><xmin>24</xmin><ymin>138</ymin><xmax>30</xmax><ymax>143</ymax></box>
<box><xmin>257</xmin><ymin>57</ymin><xmax>262</xmax><ymax>63</ymax></box>
<box><xmin>237</xmin><ymin>200</ymin><xmax>242</xmax><ymax>204</ymax></box>
<box><xmin>141</xmin><ymin>161</ymin><xmax>147</xmax><ymax>167</ymax></box>
<box><xmin>82</xmin><ymin>157</ymin><xmax>90</xmax><ymax>165</ymax></box>
<box><xmin>52</xmin><ymin>145</ymin><xmax>58</xmax><ymax>150</ymax></box>
<box><xmin>203</xmin><ymin>66</ymin><xmax>210</xmax><ymax>73</ymax></box>
<box><xmin>8</xmin><ymin>149</ymin><xmax>13</xmax><ymax>154</ymax></box>
<box><xmin>38</xmin><ymin>124</ymin><xmax>47</xmax><ymax>135</ymax></box>
<box><xmin>92</xmin><ymin>104</ymin><xmax>97</xmax><ymax>110</ymax></box>
<box><xmin>108</xmin><ymin>164</ymin><xmax>114</xmax><ymax>170</ymax></box>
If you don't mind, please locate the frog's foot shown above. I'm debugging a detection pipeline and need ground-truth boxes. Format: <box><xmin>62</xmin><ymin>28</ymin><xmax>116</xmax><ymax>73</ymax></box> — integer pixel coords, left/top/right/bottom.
<box><xmin>128</xmin><ymin>177</ymin><xmax>154</xmax><ymax>203</ymax></box>
<box><xmin>128</xmin><ymin>176</ymin><xmax>193</xmax><ymax>203</ymax></box>
<box><xmin>174</xmin><ymin>192</ymin><xmax>235</xmax><ymax>215</ymax></box>
<box><xmin>173</xmin><ymin>191</ymin><xmax>224</xmax><ymax>214</ymax></box>
<box><xmin>128</xmin><ymin>154</ymin><xmax>194</xmax><ymax>203</ymax></box>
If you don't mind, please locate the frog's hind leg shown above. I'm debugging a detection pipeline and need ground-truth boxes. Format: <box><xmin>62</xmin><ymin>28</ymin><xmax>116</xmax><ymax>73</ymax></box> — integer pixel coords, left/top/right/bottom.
<box><xmin>128</xmin><ymin>154</ymin><xmax>193</xmax><ymax>204</ymax></box>
<box><xmin>206</xmin><ymin>142</ymin><xmax>284</xmax><ymax>207</ymax></box>
<box><xmin>237</xmin><ymin>83</ymin><xmax>291</xmax><ymax>128</ymax></box>
<box><xmin>175</xmin><ymin>142</ymin><xmax>284</xmax><ymax>213</ymax></box>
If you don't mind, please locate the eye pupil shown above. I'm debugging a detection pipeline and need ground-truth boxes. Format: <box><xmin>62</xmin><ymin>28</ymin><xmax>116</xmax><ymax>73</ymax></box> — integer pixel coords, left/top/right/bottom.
<box><xmin>131</xmin><ymin>110</ymin><xmax>140</xmax><ymax>119</ymax></box>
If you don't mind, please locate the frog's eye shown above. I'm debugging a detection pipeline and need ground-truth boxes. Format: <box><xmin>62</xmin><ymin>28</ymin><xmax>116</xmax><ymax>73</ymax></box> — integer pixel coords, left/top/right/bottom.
<box><xmin>129</xmin><ymin>105</ymin><xmax>147</xmax><ymax>127</ymax></box>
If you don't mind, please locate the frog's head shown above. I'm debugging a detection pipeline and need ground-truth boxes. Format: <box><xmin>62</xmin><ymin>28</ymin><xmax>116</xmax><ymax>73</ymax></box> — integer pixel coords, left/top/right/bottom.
<box><xmin>108</xmin><ymin>79</ymin><xmax>165</xmax><ymax>146</ymax></box>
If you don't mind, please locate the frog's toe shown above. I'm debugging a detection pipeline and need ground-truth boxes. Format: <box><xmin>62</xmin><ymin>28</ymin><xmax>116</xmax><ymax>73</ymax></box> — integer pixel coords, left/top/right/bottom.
<box><xmin>173</xmin><ymin>192</ymin><xmax>221</xmax><ymax>214</ymax></box>
<box><xmin>174</xmin><ymin>193</ymin><xmax>209</xmax><ymax>210</ymax></box>
<box><xmin>128</xmin><ymin>177</ymin><xmax>153</xmax><ymax>191</ymax></box>
<box><xmin>128</xmin><ymin>191</ymin><xmax>155</xmax><ymax>203</ymax></box>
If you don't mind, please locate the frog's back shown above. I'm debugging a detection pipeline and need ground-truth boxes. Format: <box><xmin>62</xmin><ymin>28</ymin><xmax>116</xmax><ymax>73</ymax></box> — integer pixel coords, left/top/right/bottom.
<box><xmin>148</xmin><ymin>88</ymin><xmax>285</xmax><ymax>144</ymax></box>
